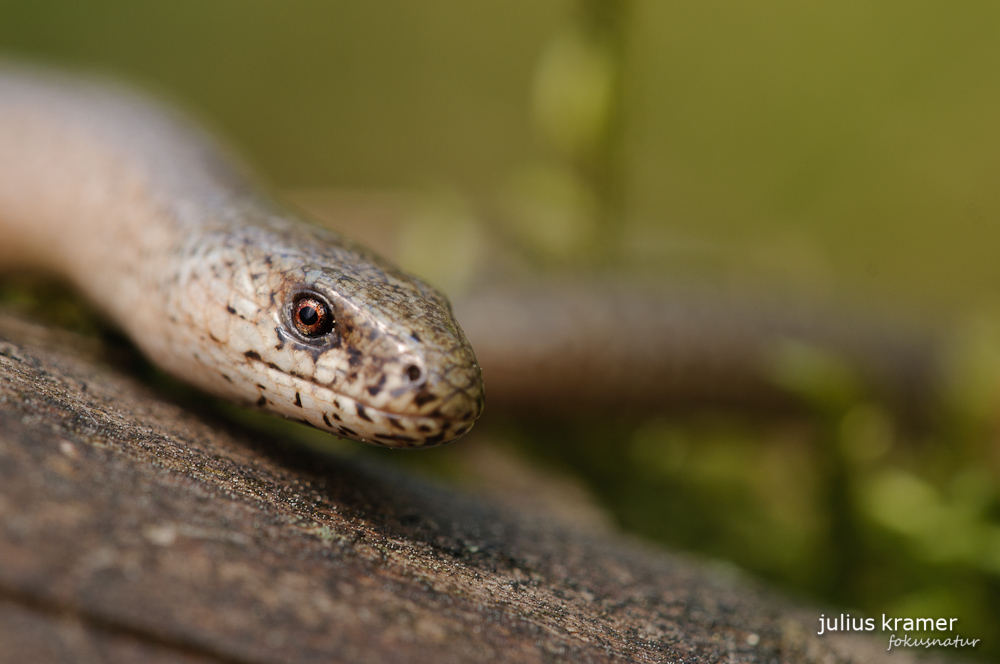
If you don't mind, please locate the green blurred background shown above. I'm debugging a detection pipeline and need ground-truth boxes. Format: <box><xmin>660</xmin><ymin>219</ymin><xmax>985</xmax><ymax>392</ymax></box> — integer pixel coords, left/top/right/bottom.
<box><xmin>2</xmin><ymin>0</ymin><xmax>999</xmax><ymax>657</ymax></box>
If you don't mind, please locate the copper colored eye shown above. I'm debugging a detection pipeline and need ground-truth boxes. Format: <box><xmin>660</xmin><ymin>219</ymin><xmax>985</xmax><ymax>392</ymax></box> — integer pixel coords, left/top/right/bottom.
<box><xmin>292</xmin><ymin>296</ymin><xmax>333</xmax><ymax>337</ymax></box>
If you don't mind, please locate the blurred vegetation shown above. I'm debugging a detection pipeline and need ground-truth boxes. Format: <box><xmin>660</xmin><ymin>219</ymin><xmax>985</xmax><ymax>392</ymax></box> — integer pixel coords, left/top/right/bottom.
<box><xmin>2</xmin><ymin>1</ymin><xmax>1000</xmax><ymax>658</ymax></box>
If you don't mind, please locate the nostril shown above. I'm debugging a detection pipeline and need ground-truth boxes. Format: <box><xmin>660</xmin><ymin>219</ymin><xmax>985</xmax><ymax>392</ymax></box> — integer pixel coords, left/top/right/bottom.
<box><xmin>404</xmin><ymin>364</ymin><xmax>425</xmax><ymax>385</ymax></box>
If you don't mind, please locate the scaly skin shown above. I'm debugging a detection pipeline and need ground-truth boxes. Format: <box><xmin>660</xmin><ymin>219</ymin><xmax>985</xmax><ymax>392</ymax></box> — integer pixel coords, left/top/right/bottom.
<box><xmin>0</xmin><ymin>65</ymin><xmax>484</xmax><ymax>448</ymax></box>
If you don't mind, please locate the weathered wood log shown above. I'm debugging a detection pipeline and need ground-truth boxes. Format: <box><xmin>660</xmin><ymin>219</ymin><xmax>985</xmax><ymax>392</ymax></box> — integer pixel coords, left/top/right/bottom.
<box><xmin>0</xmin><ymin>312</ymin><xmax>946</xmax><ymax>663</ymax></box>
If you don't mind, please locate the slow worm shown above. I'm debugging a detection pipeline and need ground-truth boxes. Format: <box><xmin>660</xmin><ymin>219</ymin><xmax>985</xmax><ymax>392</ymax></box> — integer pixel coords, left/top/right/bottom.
<box><xmin>0</xmin><ymin>65</ymin><xmax>484</xmax><ymax>448</ymax></box>
<box><xmin>0</xmin><ymin>65</ymin><xmax>947</xmax><ymax>445</ymax></box>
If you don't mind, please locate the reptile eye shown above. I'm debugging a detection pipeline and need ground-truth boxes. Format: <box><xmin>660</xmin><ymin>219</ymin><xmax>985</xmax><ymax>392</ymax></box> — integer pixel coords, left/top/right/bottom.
<box><xmin>292</xmin><ymin>296</ymin><xmax>333</xmax><ymax>337</ymax></box>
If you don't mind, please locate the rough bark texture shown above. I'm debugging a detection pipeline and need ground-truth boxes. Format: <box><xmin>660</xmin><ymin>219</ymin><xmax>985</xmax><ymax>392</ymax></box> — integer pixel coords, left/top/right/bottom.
<box><xmin>0</xmin><ymin>312</ymin><xmax>948</xmax><ymax>663</ymax></box>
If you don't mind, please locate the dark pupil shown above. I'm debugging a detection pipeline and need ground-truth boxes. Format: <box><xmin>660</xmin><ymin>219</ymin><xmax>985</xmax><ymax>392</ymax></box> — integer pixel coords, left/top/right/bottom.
<box><xmin>298</xmin><ymin>305</ymin><xmax>319</xmax><ymax>326</ymax></box>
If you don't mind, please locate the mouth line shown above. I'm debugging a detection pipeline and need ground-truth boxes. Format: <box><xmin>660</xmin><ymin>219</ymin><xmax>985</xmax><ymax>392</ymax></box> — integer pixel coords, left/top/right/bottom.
<box><xmin>328</xmin><ymin>388</ymin><xmax>475</xmax><ymax>425</ymax></box>
<box><xmin>251</xmin><ymin>359</ymin><xmax>474</xmax><ymax>424</ymax></box>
